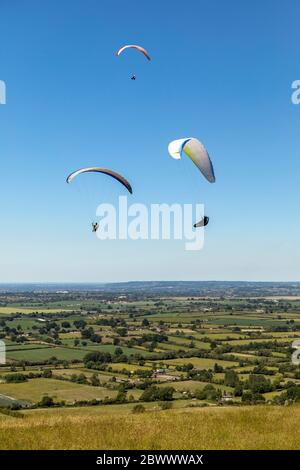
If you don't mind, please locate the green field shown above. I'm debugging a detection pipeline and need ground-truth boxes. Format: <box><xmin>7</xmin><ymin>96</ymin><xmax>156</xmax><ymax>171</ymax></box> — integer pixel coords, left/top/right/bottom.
<box><xmin>6</xmin><ymin>347</ymin><xmax>88</xmax><ymax>362</ymax></box>
<box><xmin>0</xmin><ymin>378</ymin><xmax>117</xmax><ymax>403</ymax></box>
<box><xmin>163</xmin><ymin>380</ymin><xmax>233</xmax><ymax>394</ymax></box>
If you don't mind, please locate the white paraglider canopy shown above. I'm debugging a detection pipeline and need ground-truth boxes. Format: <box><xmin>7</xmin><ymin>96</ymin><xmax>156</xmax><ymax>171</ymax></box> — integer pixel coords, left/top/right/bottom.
<box><xmin>116</xmin><ymin>45</ymin><xmax>151</xmax><ymax>61</ymax></box>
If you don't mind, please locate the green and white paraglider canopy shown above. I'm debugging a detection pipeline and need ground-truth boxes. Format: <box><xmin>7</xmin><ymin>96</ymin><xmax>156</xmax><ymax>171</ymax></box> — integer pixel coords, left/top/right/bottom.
<box><xmin>168</xmin><ymin>137</ymin><xmax>215</xmax><ymax>183</ymax></box>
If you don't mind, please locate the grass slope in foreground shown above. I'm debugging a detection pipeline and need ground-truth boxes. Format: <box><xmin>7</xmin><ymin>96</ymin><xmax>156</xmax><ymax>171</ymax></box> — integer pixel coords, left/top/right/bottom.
<box><xmin>0</xmin><ymin>405</ymin><xmax>299</xmax><ymax>450</ymax></box>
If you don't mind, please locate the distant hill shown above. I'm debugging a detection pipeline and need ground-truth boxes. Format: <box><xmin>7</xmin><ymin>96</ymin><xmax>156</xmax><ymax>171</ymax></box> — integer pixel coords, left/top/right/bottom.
<box><xmin>1</xmin><ymin>281</ymin><xmax>300</xmax><ymax>297</ymax></box>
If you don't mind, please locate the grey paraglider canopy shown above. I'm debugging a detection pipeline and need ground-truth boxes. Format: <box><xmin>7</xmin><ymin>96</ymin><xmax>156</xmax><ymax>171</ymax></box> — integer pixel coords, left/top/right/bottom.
<box><xmin>66</xmin><ymin>167</ymin><xmax>133</xmax><ymax>194</ymax></box>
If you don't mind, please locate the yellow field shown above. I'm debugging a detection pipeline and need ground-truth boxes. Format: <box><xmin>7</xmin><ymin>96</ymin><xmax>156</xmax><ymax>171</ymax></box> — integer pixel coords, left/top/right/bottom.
<box><xmin>110</xmin><ymin>363</ymin><xmax>150</xmax><ymax>372</ymax></box>
<box><xmin>59</xmin><ymin>332</ymin><xmax>81</xmax><ymax>339</ymax></box>
<box><xmin>0</xmin><ymin>307</ymin><xmax>71</xmax><ymax>314</ymax></box>
<box><xmin>0</xmin><ymin>405</ymin><xmax>300</xmax><ymax>449</ymax></box>
<box><xmin>160</xmin><ymin>357</ymin><xmax>239</xmax><ymax>369</ymax></box>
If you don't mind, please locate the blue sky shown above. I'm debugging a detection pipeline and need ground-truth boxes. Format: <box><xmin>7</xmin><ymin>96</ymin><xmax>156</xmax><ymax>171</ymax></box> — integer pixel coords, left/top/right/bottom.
<box><xmin>0</xmin><ymin>0</ymin><xmax>299</xmax><ymax>282</ymax></box>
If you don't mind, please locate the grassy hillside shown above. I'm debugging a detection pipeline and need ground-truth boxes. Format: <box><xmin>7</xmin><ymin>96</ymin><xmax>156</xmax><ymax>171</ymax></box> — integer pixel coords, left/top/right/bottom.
<box><xmin>0</xmin><ymin>405</ymin><xmax>299</xmax><ymax>450</ymax></box>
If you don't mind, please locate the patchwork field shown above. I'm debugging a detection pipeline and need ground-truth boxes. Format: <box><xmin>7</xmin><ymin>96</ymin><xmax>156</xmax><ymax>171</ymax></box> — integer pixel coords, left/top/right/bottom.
<box><xmin>1</xmin><ymin>289</ymin><xmax>300</xmax><ymax>449</ymax></box>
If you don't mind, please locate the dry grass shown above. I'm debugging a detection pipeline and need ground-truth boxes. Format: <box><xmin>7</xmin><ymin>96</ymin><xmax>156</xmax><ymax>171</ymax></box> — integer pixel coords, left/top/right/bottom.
<box><xmin>0</xmin><ymin>405</ymin><xmax>299</xmax><ymax>450</ymax></box>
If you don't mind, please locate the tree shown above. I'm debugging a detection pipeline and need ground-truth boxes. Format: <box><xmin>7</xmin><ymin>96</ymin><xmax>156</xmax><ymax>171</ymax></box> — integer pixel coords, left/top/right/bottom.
<box><xmin>224</xmin><ymin>369</ymin><xmax>239</xmax><ymax>388</ymax></box>
<box><xmin>42</xmin><ymin>369</ymin><xmax>53</xmax><ymax>379</ymax></box>
<box><xmin>5</xmin><ymin>373</ymin><xmax>27</xmax><ymax>383</ymax></box>
<box><xmin>83</xmin><ymin>351</ymin><xmax>112</xmax><ymax>366</ymax></box>
<box><xmin>286</xmin><ymin>385</ymin><xmax>300</xmax><ymax>401</ymax></box>
<box><xmin>81</xmin><ymin>327</ymin><xmax>94</xmax><ymax>339</ymax></box>
<box><xmin>160</xmin><ymin>401</ymin><xmax>173</xmax><ymax>410</ymax></box>
<box><xmin>132</xmin><ymin>404</ymin><xmax>145</xmax><ymax>414</ymax></box>
<box><xmin>241</xmin><ymin>391</ymin><xmax>253</xmax><ymax>403</ymax></box>
<box><xmin>116</xmin><ymin>327</ymin><xmax>127</xmax><ymax>337</ymax></box>
<box><xmin>140</xmin><ymin>386</ymin><xmax>174</xmax><ymax>402</ymax></box>
<box><xmin>39</xmin><ymin>396</ymin><xmax>55</xmax><ymax>407</ymax></box>
<box><xmin>241</xmin><ymin>391</ymin><xmax>265</xmax><ymax>404</ymax></box>
<box><xmin>234</xmin><ymin>382</ymin><xmax>243</xmax><ymax>397</ymax></box>
<box><xmin>77</xmin><ymin>373</ymin><xmax>88</xmax><ymax>384</ymax></box>
<box><xmin>195</xmin><ymin>385</ymin><xmax>221</xmax><ymax>401</ymax></box>
<box><xmin>159</xmin><ymin>387</ymin><xmax>174</xmax><ymax>401</ymax></box>
<box><xmin>196</xmin><ymin>370</ymin><xmax>213</xmax><ymax>382</ymax></box>
<box><xmin>248</xmin><ymin>374</ymin><xmax>272</xmax><ymax>394</ymax></box>
<box><xmin>74</xmin><ymin>320</ymin><xmax>87</xmax><ymax>330</ymax></box>
<box><xmin>90</xmin><ymin>373</ymin><xmax>100</xmax><ymax>387</ymax></box>
<box><xmin>114</xmin><ymin>347</ymin><xmax>123</xmax><ymax>356</ymax></box>
<box><xmin>116</xmin><ymin>392</ymin><xmax>127</xmax><ymax>403</ymax></box>
<box><xmin>214</xmin><ymin>363</ymin><xmax>224</xmax><ymax>373</ymax></box>
<box><xmin>90</xmin><ymin>334</ymin><xmax>102</xmax><ymax>344</ymax></box>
